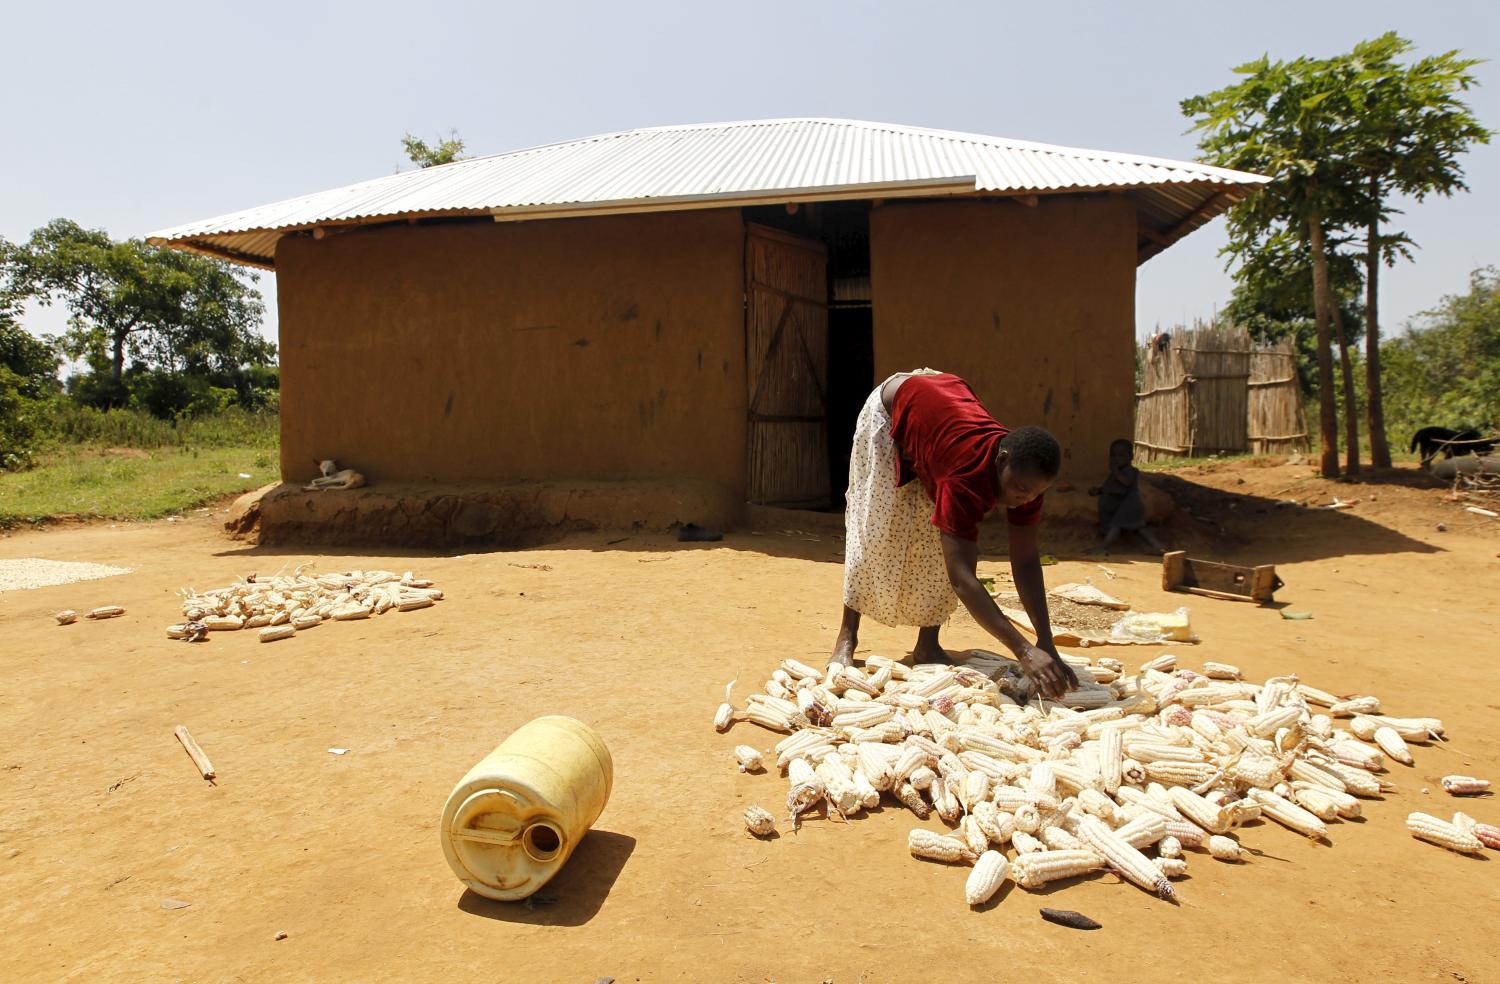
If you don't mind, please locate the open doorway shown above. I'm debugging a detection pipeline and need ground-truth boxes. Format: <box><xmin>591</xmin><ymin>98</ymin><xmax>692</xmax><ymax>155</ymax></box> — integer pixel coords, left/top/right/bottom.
<box><xmin>742</xmin><ymin>201</ymin><xmax>873</xmax><ymax>510</ymax></box>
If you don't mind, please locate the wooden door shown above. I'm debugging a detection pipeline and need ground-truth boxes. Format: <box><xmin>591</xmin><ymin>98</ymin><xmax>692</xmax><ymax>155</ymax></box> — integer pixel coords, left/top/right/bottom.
<box><xmin>745</xmin><ymin>224</ymin><xmax>830</xmax><ymax>507</ymax></box>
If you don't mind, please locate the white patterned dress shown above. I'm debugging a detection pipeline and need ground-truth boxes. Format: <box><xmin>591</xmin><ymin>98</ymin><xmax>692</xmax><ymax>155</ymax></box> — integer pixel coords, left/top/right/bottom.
<box><xmin>841</xmin><ymin>370</ymin><xmax>959</xmax><ymax>627</ymax></box>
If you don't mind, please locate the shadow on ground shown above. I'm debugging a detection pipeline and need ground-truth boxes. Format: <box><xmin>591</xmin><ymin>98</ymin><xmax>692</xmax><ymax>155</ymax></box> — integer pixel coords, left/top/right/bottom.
<box><xmin>454</xmin><ymin>828</ymin><xmax>636</xmax><ymax>927</ymax></box>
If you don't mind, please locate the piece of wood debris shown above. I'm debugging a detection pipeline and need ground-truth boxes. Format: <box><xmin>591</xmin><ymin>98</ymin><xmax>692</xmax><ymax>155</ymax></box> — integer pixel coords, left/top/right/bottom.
<box><xmin>173</xmin><ymin>725</ymin><xmax>216</xmax><ymax>782</ymax></box>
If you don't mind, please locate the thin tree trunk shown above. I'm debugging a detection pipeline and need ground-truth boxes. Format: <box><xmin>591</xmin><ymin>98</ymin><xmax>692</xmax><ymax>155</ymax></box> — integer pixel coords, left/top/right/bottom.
<box><xmin>1365</xmin><ymin>191</ymin><xmax>1391</xmax><ymax>468</ymax></box>
<box><xmin>1307</xmin><ymin>214</ymin><xmax>1340</xmax><ymax>478</ymax></box>
<box><xmin>1330</xmin><ymin>297</ymin><xmax>1361</xmax><ymax>476</ymax></box>
<box><xmin>111</xmin><ymin>331</ymin><xmax>125</xmax><ymax>385</ymax></box>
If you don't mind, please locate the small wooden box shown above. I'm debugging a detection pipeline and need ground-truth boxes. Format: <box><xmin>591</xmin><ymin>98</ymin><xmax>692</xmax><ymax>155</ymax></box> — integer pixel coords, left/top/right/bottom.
<box><xmin>1161</xmin><ymin>551</ymin><xmax>1282</xmax><ymax>604</ymax></box>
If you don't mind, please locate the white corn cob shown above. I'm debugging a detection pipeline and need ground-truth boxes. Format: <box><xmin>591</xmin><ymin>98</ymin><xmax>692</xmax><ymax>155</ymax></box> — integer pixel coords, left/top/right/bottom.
<box><xmin>991</xmin><ymin>785</ymin><xmax>1032</xmax><ymax>813</ymax></box>
<box><xmin>763</xmin><ymin>677</ymin><xmax>791</xmax><ymax>701</ymax></box>
<box><xmin>1041</xmin><ymin>825</ymin><xmax>1086</xmax><ymax>851</ymax></box>
<box><xmin>815</xmin><ymin>760</ymin><xmax>862</xmax><ymax>819</ymax></box>
<box><xmin>1469</xmin><ymin>822</ymin><xmax>1500</xmax><ymax>850</ymax></box>
<box><xmin>331</xmin><ymin>605</ymin><xmax>370</xmax><ymax>621</ymax></box>
<box><xmin>269</xmin><ymin>610</ymin><xmax>291</xmax><ymax>626</ymax></box>
<box><xmin>1077</xmin><ymin>788</ymin><xmax>1123</xmax><ymax>825</ymax></box>
<box><xmin>243</xmin><ymin>613</ymin><xmax>273</xmax><ymax>629</ymax></box>
<box><xmin>87</xmin><ymin>605</ymin><xmax>126</xmax><ymax>619</ymax></box>
<box><xmin>1246</xmin><ymin>706</ymin><xmax>1302</xmax><ymax>739</ymax></box>
<box><xmin>1290</xmin><ymin>785</ymin><xmax>1342</xmax><ymax>822</ymax></box>
<box><xmin>1202</xmin><ymin>661</ymin><xmax>1241</xmax><ymax>680</ymax></box>
<box><xmin>971</xmin><ymin>801</ymin><xmax>1013</xmax><ymax>846</ymax></box>
<box><xmin>960</xmin><ymin>771</ymin><xmax>991</xmax><ymax>813</ymax></box>
<box><xmin>1330</xmin><ymin>695</ymin><xmax>1381</xmax><ymax>718</ymax></box>
<box><xmin>1405</xmin><ymin>812</ymin><xmax>1484</xmax><ymax>854</ymax></box>
<box><xmin>908</xmin><ymin>828</ymin><xmax>976</xmax><ymax>864</ymax></box>
<box><xmin>832</xmin><ymin>704</ymin><xmax>895</xmax><ymax>729</ymax></box>
<box><xmin>1440</xmin><ymin>775</ymin><xmax>1491</xmax><ymax>796</ymax></box>
<box><xmin>291</xmin><ymin>613</ymin><xmax>322</xmax><ymax>630</ymax></box>
<box><xmin>774</xmin><ymin>727</ymin><xmax>829</xmax><ymax>757</ymax></box>
<box><xmin>1122</xmin><ymin>758</ymin><xmax>1147</xmax><ymax>785</ymax></box>
<box><xmin>1157</xmin><ymin>835</ymin><xmax>1183</xmax><ymax>859</ymax></box>
<box><xmin>1010</xmin><ymin>849</ymin><xmax>1105</xmax><ymax>890</ymax></box>
<box><xmin>1154</xmin><ymin>857</ymin><xmax>1188</xmax><ymax>879</ymax></box>
<box><xmin>1168</xmin><ymin>787</ymin><xmax>1231</xmax><ymax>835</ymax></box>
<box><xmin>785</xmin><ymin>759</ymin><xmax>826</xmax><ymax>827</ymax></box>
<box><xmin>965</xmin><ymin>851</ymin><xmax>1009</xmax><ymax>905</ymax></box>
<box><xmin>1011</xmin><ymin>830</ymin><xmax>1045</xmax><ymax>854</ymax></box>
<box><xmin>893</xmin><ymin>781</ymin><xmax>931</xmax><ymax>819</ymax></box>
<box><xmin>856</xmin><ymin>745</ymin><xmax>897</xmax><ymax>792</ymax></box>
<box><xmin>959</xmin><ymin>815</ymin><xmax>990</xmax><ymax>857</ymax></box>
<box><xmin>1246</xmin><ymin>788</ymin><xmax>1327</xmax><ymax>840</ymax></box>
<box><xmin>909</xmin><ymin>766</ymin><xmax>937</xmax><ymax>791</ymax></box>
<box><xmin>1114</xmin><ymin>813</ymin><xmax>1169</xmax><ymax>850</ymax></box>
<box><xmin>777</xmin><ymin>741</ymin><xmax>833</xmax><ymax>772</ymax></box>
<box><xmin>1288</xmin><ymin>758</ymin><xmax>1348</xmax><ymax>792</ymax></box>
<box><xmin>714</xmin><ymin>679</ymin><xmax>737</xmax><ymax>732</ymax></box>
<box><xmin>1368</xmin><ymin>715</ymin><xmax>1444</xmax><ymax>741</ymax></box>
<box><xmin>1207</xmin><ymin>834</ymin><xmax>1248</xmax><ymax>861</ymax></box>
<box><xmin>1115</xmin><ymin>786</ymin><xmax>1179</xmax><ymax>822</ymax></box>
<box><xmin>258</xmin><ymin>625</ymin><xmax>295</xmax><ymax>643</ymax></box>
<box><xmin>1074</xmin><ymin>815</ymin><xmax>1175</xmax><ymax>899</ymax></box>
<box><xmin>1225</xmin><ymin>752</ymin><xmax>1282</xmax><ymax>790</ymax></box>
<box><xmin>1311</xmin><ymin>759</ymin><xmax>1385</xmax><ymax>798</ymax></box>
<box><xmin>1026</xmin><ymin>763</ymin><xmax>1058</xmax><ymax>800</ymax></box>
<box><xmin>957</xmin><ymin>751</ymin><xmax>1024</xmax><ymax>784</ymax></box>
<box><xmin>1163</xmin><ymin>820</ymin><xmax>1207</xmax><ymax>848</ymax></box>
<box><xmin>849</xmin><ymin>768</ymin><xmax>880</xmax><ymax>810</ymax></box>
<box><xmin>1125</xmin><ymin>740</ymin><xmax>1206</xmax><ymax>764</ymax></box>
<box><xmin>744</xmin><ymin>805</ymin><xmax>777</xmax><ymax>837</ymax></box>
<box><xmin>1098</xmin><ymin>727</ymin><xmax>1123</xmax><ymax>796</ymax></box>
<box><xmin>1144</xmin><ymin>761</ymin><xmax>1219</xmax><ymax>787</ymax></box>
<box><xmin>780</xmin><ymin>658</ymin><xmax>823</xmax><ymax>681</ymax></box>
<box><xmin>1012</xmin><ymin>803</ymin><xmax>1041</xmax><ymax>834</ymax></box>
<box><xmin>1139</xmin><ymin>654</ymin><xmax>1177</xmax><ymax>673</ymax></box>
<box><xmin>733</xmin><ymin>745</ymin><xmax>764</xmax><ymax>773</ymax></box>
<box><xmin>742</xmin><ymin>704</ymin><xmax>794</xmax><ymax>733</ymax></box>
<box><xmin>933</xmin><ymin>775</ymin><xmax>962</xmax><ymax>823</ymax></box>
<box><xmin>1372</xmin><ymin>727</ymin><xmax>1413</xmax><ymax>766</ymax></box>
<box><xmin>1323</xmin><ymin>736</ymin><xmax>1384</xmax><ymax>771</ymax></box>
<box><xmin>894</xmin><ymin>743</ymin><xmax>928</xmax><ymax>780</ymax></box>
<box><xmin>55</xmin><ymin>610</ymin><xmax>78</xmax><ymax>625</ymax></box>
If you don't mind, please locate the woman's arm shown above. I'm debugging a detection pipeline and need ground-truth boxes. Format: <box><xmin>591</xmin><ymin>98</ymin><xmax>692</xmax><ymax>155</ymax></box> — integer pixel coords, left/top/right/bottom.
<box><xmin>939</xmin><ymin>531</ymin><xmax>1077</xmax><ymax>700</ymax></box>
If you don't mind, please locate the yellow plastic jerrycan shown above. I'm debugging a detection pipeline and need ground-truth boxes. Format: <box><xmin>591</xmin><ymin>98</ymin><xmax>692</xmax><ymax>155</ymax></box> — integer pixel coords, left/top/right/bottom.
<box><xmin>440</xmin><ymin>715</ymin><xmax>614</xmax><ymax>901</ymax></box>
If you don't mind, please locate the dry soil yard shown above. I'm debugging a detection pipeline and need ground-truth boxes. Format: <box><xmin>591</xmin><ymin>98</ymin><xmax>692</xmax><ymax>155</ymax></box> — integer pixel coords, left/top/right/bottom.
<box><xmin>1</xmin><ymin>459</ymin><xmax>1498</xmax><ymax>983</ymax></box>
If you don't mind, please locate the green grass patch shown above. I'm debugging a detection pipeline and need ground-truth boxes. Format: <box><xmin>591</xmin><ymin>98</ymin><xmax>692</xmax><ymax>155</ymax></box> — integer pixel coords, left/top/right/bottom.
<box><xmin>0</xmin><ymin>445</ymin><xmax>276</xmax><ymax>526</ymax></box>
<box><xmin>42</xmin><ymin>406</ymin><xmax>278</xmax><ymax>450</ymax></box>
<box><xmin>1138</xmin><ymin>452</ymin><xmax>1258</xmax><ymax>472</ymax></box>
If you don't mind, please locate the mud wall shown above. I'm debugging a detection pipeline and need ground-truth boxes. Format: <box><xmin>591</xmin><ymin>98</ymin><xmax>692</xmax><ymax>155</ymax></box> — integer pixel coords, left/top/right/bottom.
<box><xmin>275</xmin><ymin>209</ymin><xmax>747</xmax><ymax>498</ymax></box>
<box><xmin>870</xmin><ymin>196</ymin><xmax>1138</xmax><ymax>479</ymax></box>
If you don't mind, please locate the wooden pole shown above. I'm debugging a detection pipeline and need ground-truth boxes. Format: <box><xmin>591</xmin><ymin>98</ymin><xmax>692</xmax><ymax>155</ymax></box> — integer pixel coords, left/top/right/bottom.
<box><xmin>174</xmin><ymin>725</ymin><xmax>216</xmax><ymax>782</ymax></box>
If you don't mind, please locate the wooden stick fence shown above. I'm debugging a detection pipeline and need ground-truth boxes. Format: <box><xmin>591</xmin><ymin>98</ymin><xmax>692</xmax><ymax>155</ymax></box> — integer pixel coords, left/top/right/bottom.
<box><xmin>1134</xmin><ymin>323</ymin><xmax>1251</xmax><ymax>462</ymax></box>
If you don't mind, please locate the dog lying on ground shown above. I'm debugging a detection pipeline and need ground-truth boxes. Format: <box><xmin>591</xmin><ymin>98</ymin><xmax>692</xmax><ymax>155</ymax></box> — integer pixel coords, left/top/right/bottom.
<box><xmin>303</xmin><ymin>459</ymin><xmax>366</xmax><ymax>491</ymax></box>
<box><xmin>1410</xmin><ymin>426</ymin><xmax>1498</xmax><ymax>464</ymax></box>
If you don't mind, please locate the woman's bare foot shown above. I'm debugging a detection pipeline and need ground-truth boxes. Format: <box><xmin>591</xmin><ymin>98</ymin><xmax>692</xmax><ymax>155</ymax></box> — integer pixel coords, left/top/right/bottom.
<box><xmin>830</xmin><ymin>630</ymin><xmax>857</xmax><ymax>667</ymax></box>
<box><xmin>911</xmin><ymin>627</ymin><xmax>954</xmax><ymax>665</ymax></box>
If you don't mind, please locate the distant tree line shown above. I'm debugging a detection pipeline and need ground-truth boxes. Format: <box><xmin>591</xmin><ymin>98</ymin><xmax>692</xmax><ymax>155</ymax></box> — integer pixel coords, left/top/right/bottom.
<box><xmin>0</xmin><ymin>219</ymin><xmax>275</xmax><ymax>469</ymax></box>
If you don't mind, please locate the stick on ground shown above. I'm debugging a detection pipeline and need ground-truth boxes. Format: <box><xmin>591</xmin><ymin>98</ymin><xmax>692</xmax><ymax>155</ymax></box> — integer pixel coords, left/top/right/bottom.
<box><xmin>173</xmin><ymin>725</ymin><xmax>216</xmax><ymax>782</ymax></box>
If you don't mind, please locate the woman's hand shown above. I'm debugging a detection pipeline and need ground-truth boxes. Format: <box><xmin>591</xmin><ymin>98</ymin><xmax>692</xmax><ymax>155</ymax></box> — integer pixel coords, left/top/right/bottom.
<box><xmin>1017</xmin><ymin>643</ymin><xmax>1078</xmax><ymax>701</ymax></box>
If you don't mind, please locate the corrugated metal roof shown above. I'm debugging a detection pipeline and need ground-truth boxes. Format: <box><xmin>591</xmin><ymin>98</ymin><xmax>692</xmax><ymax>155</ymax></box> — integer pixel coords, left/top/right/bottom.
<box><xmin>147</xmin><ymin>118</ymin><xmax>1267</xmax><ymax>268</ymax></box>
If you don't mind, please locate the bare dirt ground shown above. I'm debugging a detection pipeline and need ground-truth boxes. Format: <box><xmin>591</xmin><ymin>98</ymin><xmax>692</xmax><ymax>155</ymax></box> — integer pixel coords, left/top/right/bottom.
<box><xmin>1</xmin><ymin>458</ymin><xmax>1498</xmax><ymax>983</ymax></box>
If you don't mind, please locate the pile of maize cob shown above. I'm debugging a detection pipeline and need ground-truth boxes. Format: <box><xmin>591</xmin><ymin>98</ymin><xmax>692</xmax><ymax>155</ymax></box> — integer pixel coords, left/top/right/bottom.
<box><xmin>720</xmin><ymin>651</ymin><xmax>1494</xmax><ymax>906</ymax></box>
<box><xmin>169</xmin><ymin>566</ymin><xmax>443</xmax><ymax>643</ymax></box>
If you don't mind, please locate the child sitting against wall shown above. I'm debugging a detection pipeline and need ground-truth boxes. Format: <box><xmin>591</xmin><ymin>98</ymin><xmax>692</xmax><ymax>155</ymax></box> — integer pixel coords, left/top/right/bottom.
<box><xmin>1087</xmin><ymin>438</ymin><xmax>1165</xmax><ymax>556</ymax></box>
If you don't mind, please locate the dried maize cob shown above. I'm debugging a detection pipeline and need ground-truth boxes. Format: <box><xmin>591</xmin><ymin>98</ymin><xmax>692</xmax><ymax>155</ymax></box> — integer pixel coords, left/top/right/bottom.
<box><xmin>1115</xmin><ymin>786</ymin><xmax>1180</xmax><ymax>821</ymax></box>
<box><xmin>714</xmin><ymin>679</ymin><xmax>736</xmax><ymax>732</ymax></box>
<box><xmin>1330</xmin><ymin>695</ymin><xmax>1381</xmax><ymax>718</ymax></box>
<box><xmin>55</xmin><ymin>610</ymin><xmax>78</xmax><ymax>625</ymax></box>
<box><xmin>965</xmin><ymin>851</ymin><xmax>1009</xmax><ymax>905</ymax></box>
<box><xmin>785</xmin><ymin>759</ymin><xmax>826</xmax><ymax>828</ymax></box>
<box><xmin>743</xmin><ymin>704</ymin><xmax>794</xmax><ymax>734</ymax></box>
<box><xmin>780</xmin><ymin>658</ymin><xmax>823</xmax><ymax>681</ymax></box>
<box><xmin>1310</xmin><ymin>759</ymin><xmax>1384</xmax><ymax>798</ymax></box>
<box><xmin>894</xmin><ymin>743</ymin><xmax>927</xmax><ymax>780</ymax></box>
<box><xmin>909</xmin><ymin>766</ymin><xmax>936</xmax><ymax>791</ymax></box>
<box><xmin>849</xmin><ymin>769</ymin><xmax>880</xmax><ymax>809</ymax></box>
<box><xmin>1144</xmin><ymin>760</ymin><xmax>1219</xmax><ymax>787</ymax></box>
<box><xmin>744</xmin><ymin>805</ymin><xmax>777</xmax><ymax>837</ymax></box>
<box><xmin>971</xmin><ymin>801</ymin><xmax>1012</xmax><ymax>846</ymax></box>
<box><xmin>1012</xmin><ymin>803</ymin><xmax>1041</xmax><ymax>834</ymax></box>
<box><xmin>933</xmin><ymin>775</ymin><xmax>962</xmax><ymax>823</ymax></box>
<box><xmin>1405</xmin><ymin>812</ymin><xmax>1484</xmax><ymax>854</ymax></box>
<box><xmin>1372</xmin><ymin>726</ymin><xmax>1413</xmax><ymax>766</ymax></box>
<box><xmin>734</xmin><ymin>745</ymin><xmax>764</xmax><ymax>773</ymax></box>
<box><xmin>1202</xmin><ymin>661</ymin><xmax>1241</xmax><ymax>680</ymax></box>
<box><xmin>1140</xmin><ymin>654</ymin><xmax>1177</xmax><ymax>674</ymax></box>
<box><xmin>1163</xmin><ymin>820</ymin><xmax>1206</xmax><ymax>848</ymax></box>
<box><xmin>258</xmin><ymin>624</ymin><xmax>295</xmax><ymax>643</ymax></box>
<box><xmin>960</xmin><ymin>770</ymin><xmax>991</xmax><ymax>813</ymax></box>
<box><xmin>1205</xmin><ymin>834</ymin><xmax>1247</xmax><ymax>861</ymax></box>
<box><xmin>1225</xmin><ymin>752</ymin><xmax>1282</xmax><ymax>790</ymax></box>
<box><xmin>1246</xmin><ymin>788</ymin><xmax>1327</xmax><ymax>840</ymax></box>
<box><xmin>1157</xmin><ymin>835</ymin><xmax>1182</xmax><ymax>859</ymax></box>
<box><xmin>893</xmin><ymin>781</ymin><xmax>931</xmax><ymax>819</ymax></box>
<box><xmin>203</xmin><ymin>615</ymin><xmax>243</xmax><ymax>631</ymax></box>
<box><xmin>1290</xmin><ymin>785</ymin><xmax>1341</xmax><ymax>822</ymax></box>
<box><xmin>291</xmin><ymin>615</ymin><xmax>321</xmax><ymax>630</ymax></box>
<box><xmin>1246</xmin><ymin>706</ymin><xmax>1302</xmax><ymax>739</ymax></box>
<box><xmin>1154</xmin><ymin>857</ymin><xmax>1188</xmax><ymax>879</ymax></box>
<box><xmin>1011</xmin><ymin>830</ymin><xmax>1045</xmax><ymax>854</ymax></box>
<box><xmin>1470</xmin><ymin>823</ymin><xmax>1500</xmax><ymax>850</ymax></box>
<box><xmin>1011</xmin><ymin>849</ymin><xmax>1104</xmax><ymax>890</ymax></box>
<box><xmin>1287</xmin><ymin>758</ymin><xmax>1347</xmax><ymax>792</ymax></box>
<box><xmin>1074</xmin><ymin>815</ymin><xmax>1175</xmax><ymax>899</ymax></box>
<box><xmin>908</xmin><ymin>828</ymin><xmax>976</xmax><ymax>864</ymax></box>
<box><xmin>243</xmin><ymin>613</ymin><xmax>273</xmax><ymax>629</ymax></box>
<box><xmin>1440</xmin><ymin>775</ymin><xmax>1491</xmax><ymax>796</ymax></box>
<box><xmin>1168</xmin><ymin>787</ymin><xmax>1230</xmax><ymax>834</ymax></box>
<box><xmin>959</xmin><ymin>815</ymin><xmax>990</xmax><ymax>857</ymax></box>
<box><xmin>87</xmin><ymin>605</ymin><xmax>126</xmax><ymax>619</ymax></box>
<box><xmin>1077</xmin><ymin>788</ymin><xmax>1123</xmax><ymax>826</ymax></box>
<box><xmin>815</xmin><ymin>760</ymin><xmax>862</xmax><ymax>819</ymax></box>
<box><xmin>1041</xmin><ymin>825</ymin><xmax>1086</xmax><ymax>851</ymax></box>
<box><xmin>1367</xmin><ymin>714</ymin><xmax>1444</xmax><ymax>741</ymax></box>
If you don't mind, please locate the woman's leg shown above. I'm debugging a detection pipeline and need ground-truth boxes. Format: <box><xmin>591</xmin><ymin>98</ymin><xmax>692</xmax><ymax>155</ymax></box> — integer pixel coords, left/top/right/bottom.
<box><xmin>912</xmin><ymin>624</ymin><xmax>951</xmax><ymax>664</ymax></box>
<box><xmin>831</xmin><ymin>606</ymin><xmax>861</xmax><ymax>666</ymax></box>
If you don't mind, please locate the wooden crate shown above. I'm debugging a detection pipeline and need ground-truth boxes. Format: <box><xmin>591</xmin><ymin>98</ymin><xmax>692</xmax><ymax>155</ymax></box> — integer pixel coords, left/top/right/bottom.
<box><xmin>1161</xmin><ymin>551</ymin><xmax>1282</xmax><ymax>604</ymax></box>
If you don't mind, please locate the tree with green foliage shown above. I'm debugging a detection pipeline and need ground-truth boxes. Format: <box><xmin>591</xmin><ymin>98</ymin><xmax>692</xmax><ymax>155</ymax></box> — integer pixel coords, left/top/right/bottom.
<box><xmin>1185</xmin><ymin>53</ymin><xmax>1367</xmax><ymax>477</ymax></box>
<box><xmin>402</xmin><ymin>130</ymin><xmax>466</xmax><ymax>168</ymax></box>
<box><xmin>2</xmin><ymin>219</ymin><xmax>271</xmax><ymax>409</ymax></box>
<box><xmin>1331</xmin><ymin>34</ymin><xmax>1490</xmax><ymax>467</ymax></box>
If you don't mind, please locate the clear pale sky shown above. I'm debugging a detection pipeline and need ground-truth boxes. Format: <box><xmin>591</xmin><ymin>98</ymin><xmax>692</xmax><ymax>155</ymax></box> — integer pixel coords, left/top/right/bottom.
<box><xmin>4</xmin><ymin>0</ymin><xmax>1495</xmax><ymax>351</ymax></box>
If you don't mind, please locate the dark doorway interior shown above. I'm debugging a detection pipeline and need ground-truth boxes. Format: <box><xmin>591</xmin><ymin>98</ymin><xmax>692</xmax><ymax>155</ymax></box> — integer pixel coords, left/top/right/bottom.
<box><xmin>742</xmin><ymin>201</ymin><xmax>874</xmax><ymax>509</ymax></box>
